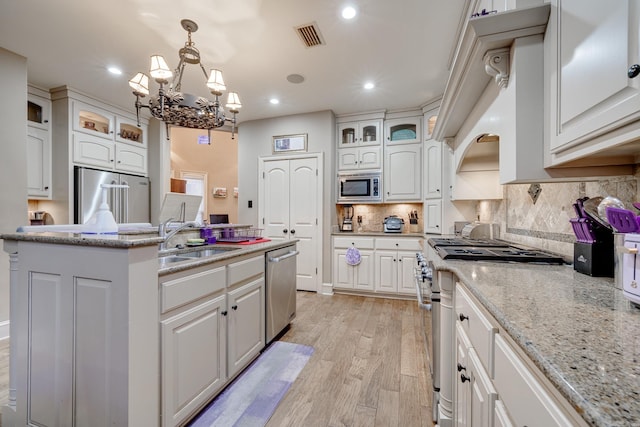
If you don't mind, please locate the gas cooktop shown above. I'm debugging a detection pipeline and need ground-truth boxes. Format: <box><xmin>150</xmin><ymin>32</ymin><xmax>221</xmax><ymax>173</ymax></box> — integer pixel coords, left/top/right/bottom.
<box><xmin>428</xmin><ymin>238</ymin><xmax>565</xmax><ymax>264</ymax></box>
<box><xmin>428</xmin><ymin>238</ymin><xmax>511</xmax><ymax>248</ymax></box>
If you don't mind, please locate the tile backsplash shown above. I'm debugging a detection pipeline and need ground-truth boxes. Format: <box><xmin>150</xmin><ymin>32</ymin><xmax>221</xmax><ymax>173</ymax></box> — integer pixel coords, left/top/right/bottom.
<box><xmin>481</xmin><ymin>174</ymin><xmax>639</xmax><ymax>257</ymax></box>
<box><xmin>336</xmin><ymin>203</ymin><xmax>423</xmax><ymax>233</ymax></box>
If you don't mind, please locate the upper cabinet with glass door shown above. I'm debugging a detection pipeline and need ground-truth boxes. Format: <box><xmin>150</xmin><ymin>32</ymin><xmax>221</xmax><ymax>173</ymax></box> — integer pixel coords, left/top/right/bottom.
<box><xmin>73</xmin><ymin>101</ymin><xmax>115</xmax><ymax>140</ymax></box>
<box><xmin>338</xmin><ymin>119</ymin><xmax>382</xmax><ymax>147</ymax></box>
<box><xmin>384</xmin><ymin>116</ymin><xmax>422</xmax><ymax>144</ymax></box>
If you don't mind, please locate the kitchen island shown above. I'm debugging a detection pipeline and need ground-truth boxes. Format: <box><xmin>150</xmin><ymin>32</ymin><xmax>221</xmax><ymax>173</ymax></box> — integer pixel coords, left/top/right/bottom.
<box><xmin>0</xmin><ymin>230</ymin><xmax>295</xmax><ymax>427</ymax></box>
<box><xmin>425</xmin><ymin>243</ymin><xmax>640</xmax><ymax>427</ymax></box>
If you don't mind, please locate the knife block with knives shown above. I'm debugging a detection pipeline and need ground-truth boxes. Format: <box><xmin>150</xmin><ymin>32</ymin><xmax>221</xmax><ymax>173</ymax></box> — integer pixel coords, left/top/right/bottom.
<box><xmin>571</xmin><ymin>197</ymin><xmax>614</xmax><ymax>277</ymax></box>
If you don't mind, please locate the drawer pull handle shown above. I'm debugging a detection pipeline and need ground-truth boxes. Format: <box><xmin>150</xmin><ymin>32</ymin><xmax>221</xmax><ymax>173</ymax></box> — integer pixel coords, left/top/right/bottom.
<box><xmin>459</xmin><ymin>313</ymin><xmax>469</xmax><ymax>322</ymax></box>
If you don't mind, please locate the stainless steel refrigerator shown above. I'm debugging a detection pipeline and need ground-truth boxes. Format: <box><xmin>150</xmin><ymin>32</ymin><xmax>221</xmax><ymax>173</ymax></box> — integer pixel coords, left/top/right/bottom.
<box><xmin>75</xmin><ymin>167</ymin><xmax>150</xmax><ymax>224</ymax></box>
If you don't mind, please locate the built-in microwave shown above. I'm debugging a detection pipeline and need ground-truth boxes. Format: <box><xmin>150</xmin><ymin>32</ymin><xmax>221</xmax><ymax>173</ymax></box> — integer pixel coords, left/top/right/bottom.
<box><xmin>337</xmin><ymin>172</ymin><xmax>382</xmax><ymax>203</ymax></box>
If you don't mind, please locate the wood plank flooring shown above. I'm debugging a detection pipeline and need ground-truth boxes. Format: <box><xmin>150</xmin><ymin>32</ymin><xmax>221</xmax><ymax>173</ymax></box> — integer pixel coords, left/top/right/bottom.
<box><xmin>267</xmin><ymin>291</ymin><xmax>433</xmax><ymax>427</ymax></box>
<box><xmin>0</xmin><ymin>292</ymin><xmax>432</xmax><ymax>427</ymax></box>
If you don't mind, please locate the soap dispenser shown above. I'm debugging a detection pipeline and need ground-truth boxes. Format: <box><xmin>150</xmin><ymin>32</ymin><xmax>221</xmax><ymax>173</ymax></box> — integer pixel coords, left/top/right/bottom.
<box><xmin>82</xmin><ymin>184</ymin><xmax>129</xmax><ymax>234</ymax></box>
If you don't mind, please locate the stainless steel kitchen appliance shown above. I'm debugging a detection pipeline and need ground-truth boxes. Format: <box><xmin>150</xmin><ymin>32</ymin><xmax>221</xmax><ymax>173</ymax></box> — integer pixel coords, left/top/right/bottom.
<box><xmin>383</xmin><ymin>215</ymin><xmax>404</xmax><ymax>233</ymax></box>
<box><xmin>341</xmin><ymin>204</ymin><xmax>354</xmax><ymax>232</ymax></box>
<box><xmin>619</xmin><ymin>233</ymin><xmax>640</xmax><ymax>307</ymax></box>
<box><xmin>75</xmin><ymin>166</ymin><xmax>150</xmax><ymax>224</ymax></box>
<box><xmin>265</xmin><ymin>245</ymin><xmax>299</xmax><ymax>343</ymax></box>
<box><xmin>428</xmin><ymin>238</ymin><xmax>565</xmax><ymax>264</ymax></box>
<box><xmin>415</xmin><ymin>252</ymin><xmax>439</xmax><ymax>423</ymax></box>
<box><xmin>337</xmin><ymin>171</ymin><xmax>382</xmax><ymax>203</ymax></box>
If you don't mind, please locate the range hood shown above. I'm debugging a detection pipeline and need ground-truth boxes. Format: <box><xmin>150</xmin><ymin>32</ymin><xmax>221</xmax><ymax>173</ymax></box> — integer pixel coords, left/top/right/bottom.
<box><xmin>437</xmin><ymin>3</ymin><xmax>634</xmax><ymax>184</ymax></box>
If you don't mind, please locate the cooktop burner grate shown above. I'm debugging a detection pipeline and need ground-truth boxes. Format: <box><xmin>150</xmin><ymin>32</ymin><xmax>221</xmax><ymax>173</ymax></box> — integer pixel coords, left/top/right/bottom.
<box><xmin>430</xmin><ymin>238</ymin><xmax>565</xmax><ymax>264</ymax></box>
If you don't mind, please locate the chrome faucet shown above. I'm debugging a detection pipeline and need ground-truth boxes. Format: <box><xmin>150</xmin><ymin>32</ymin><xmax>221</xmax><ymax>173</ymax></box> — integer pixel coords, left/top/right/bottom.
<box><xmin>158</xmin><ymin>218</ymin><xmax>198</xmax><ymax>251</ymax></box>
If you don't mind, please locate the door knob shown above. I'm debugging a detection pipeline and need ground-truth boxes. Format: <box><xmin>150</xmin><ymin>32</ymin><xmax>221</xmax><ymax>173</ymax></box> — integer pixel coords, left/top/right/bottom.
<box><xmin>460</xmin><ymin>373</ymin><xmax>470</xmax><ymax>383</ymax></box>
<box><xmin>290</xmin><ymin>229</ymin><xmax>296</xmax><ymax>234</ymax></box>
<box><xmin>283</xmin><ymin>229</ymin><xmax>288</xmax><ymax>234</ymax></box>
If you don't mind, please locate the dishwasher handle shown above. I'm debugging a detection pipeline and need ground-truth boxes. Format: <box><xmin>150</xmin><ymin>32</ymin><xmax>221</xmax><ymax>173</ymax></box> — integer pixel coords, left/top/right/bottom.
<box><xmin>268</xmin><ymin>250</ymin><xmax>299</xmax><ymax>263</ymax></box>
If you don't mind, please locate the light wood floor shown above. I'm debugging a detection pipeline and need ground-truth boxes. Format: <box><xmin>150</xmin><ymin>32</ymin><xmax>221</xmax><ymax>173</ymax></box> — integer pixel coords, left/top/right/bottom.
<box><xmin>267</xmin><ymin>291</ymin><xmax>433</xmax><ymax>427</ymax></box>
<box><xmin>0</xmin><ymin>292</ymin><xmax>432</xmax><ymax>427</ymax></box>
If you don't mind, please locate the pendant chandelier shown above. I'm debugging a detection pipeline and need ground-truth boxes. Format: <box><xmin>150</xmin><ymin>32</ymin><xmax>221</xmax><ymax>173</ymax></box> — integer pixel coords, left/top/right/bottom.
<box><xmin>128</xmin><ymin>19</ymin><xmax>242</xmax><ymax>139</ymax></box>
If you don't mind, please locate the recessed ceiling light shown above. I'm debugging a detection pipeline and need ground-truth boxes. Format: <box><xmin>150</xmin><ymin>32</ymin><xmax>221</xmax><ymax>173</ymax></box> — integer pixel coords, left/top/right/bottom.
<box><xmin>342</xmin><ymin>6</ymin><xmax>357</xmax><ymax>20</ymax></box>
<box><xmin>107</xmin><ymin>66</ymin><xmax>122</xmax><ymax>75</ymax></box>
<box><xmin>364</xmin><ymin>81</ymin><xmax>375</xmax><ymax>90</ymax></box>
<box><xmin>270</xmin><ymin>98</ymin><xmax>280</xmax><ymax>105</ymax></box>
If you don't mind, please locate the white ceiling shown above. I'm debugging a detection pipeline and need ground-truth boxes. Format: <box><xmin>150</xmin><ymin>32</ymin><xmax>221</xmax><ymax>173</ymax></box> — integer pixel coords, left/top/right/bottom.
<box><xmin>0</xmin><ymin>0</ymin><xmax>466</xmax><ymax>124</ymax></box>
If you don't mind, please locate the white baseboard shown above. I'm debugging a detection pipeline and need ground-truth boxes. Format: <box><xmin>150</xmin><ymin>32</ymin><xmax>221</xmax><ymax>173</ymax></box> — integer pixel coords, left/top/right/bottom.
<box><xmin>321</xmin><ymin>282</ymin><xmax>334</xmax><ymax>296</ymax></box>
<box><xmin>0</xmin><ymin>320</ymin><xmax>9</xmax><ymax>341</ymax></box>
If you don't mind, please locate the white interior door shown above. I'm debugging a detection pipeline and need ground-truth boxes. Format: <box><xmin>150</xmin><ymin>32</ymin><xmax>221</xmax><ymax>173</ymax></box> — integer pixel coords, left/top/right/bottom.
<box><xmin>260</xmin><ymin>155</ymin><xmax>321</xmax><ymax>292</ymax></box>
<box><xmin>263</xmin><ymin>160</ymin><xmax>290</xmax><ymax>241</ymax></box>
<box><xmin>289</xmin><ymin>157</ymin><xmax>318</xmax><ymax>292</ymax></box>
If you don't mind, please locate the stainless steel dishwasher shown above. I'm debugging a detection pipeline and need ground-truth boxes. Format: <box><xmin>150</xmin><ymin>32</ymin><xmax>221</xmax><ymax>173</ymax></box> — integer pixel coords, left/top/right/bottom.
<box><xmin>265</xmin><ymin>245</ymin><xmax>299</xmax><ymax>343</ymax></box>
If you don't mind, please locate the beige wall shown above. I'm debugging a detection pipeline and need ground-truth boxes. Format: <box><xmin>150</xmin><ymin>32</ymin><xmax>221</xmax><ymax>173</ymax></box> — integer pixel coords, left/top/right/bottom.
<box><xmin>170</xmin><ymin>128</ymin><xmax>238</xmax><ymax>223</ymax></box>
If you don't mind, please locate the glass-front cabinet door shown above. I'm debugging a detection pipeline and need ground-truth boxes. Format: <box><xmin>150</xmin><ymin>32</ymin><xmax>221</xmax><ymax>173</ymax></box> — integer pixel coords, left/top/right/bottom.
<box><xmin>73</xmin><ymin>101</ymin><xmax>115</xmax><ymax>140</ymax></box>
<box><xmin>116</xmin><ymin>117</ymin><xmax>146</xmax><ymax>147</ymax></box>
<box><xmin>27</xmin><ymin>96</ymin><xmax>50</xmax><ymax>131</ymax></box>
<box><xmin>384</xmin><ymin>117</ymin><xmax>422</xmax><ymax>144</ymax></box>
<box><xmin>338</xmin><ymin>120</ymin><xmax>382</xmax><ymax>146</ymax></box>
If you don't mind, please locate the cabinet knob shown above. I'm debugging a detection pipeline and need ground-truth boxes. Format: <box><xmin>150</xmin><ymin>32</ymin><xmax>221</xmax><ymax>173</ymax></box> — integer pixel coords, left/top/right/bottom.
<box><xmin>221</xmin><ymin>311</ymin><xmax>228</xmax><ymax>316</ymax></box>
<box><xmin>436</xmin><ymin>189</ymin><xmax>440</xmax><ymax>192</ymax></box>
<box><xmin>629</xmin><ymin>64</ymin><xmax>640</xmax><ymax>78</ymax></box>
<box><xmin>290</xmin><ymin>229</ymin><xmax>296</xmax><ymax>234</ymax></box>
<box><xmin>110</xmin><ymin>159</ymin><xmax>114</xmax><ymax>163</ymax></box>
<box><xmin>44</xmin><ymin>120</ymin><xmax>49</xmax><ymax>123</ymax></box>
<box><xmin>232</xmin><ymin>305</ymin><xmax>238</xmax><ymax>310</ymax></box>
<box><xmin>459</xmin><ymin>313</ymin><xmax>469</xmax><ymax>322</ymax></box>
<box><xmin>44</xmin><ymin>186</ymin><xmax>49</xmax><ymax>190</ymax></box>
<box><xmin>457</xmin><ymin>363</ymin><xmax>466</xmax><ymax>372</ymax></box>
<box><xmin>283</xmin><ymin>229</ymin><xmax>288</xmax><ymax>234</ymax></box>
<box><xmin>460</xmin><ymin>373</ymin><xmax>471</xmax><ymax>383</ymax></box>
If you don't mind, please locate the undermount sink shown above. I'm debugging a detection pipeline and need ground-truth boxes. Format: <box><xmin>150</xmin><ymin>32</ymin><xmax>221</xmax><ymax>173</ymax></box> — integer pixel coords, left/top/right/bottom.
<box><xmin>158</xmin><ymin>246</ymin><xmax>240</xmax><ymax>266</ymax></box>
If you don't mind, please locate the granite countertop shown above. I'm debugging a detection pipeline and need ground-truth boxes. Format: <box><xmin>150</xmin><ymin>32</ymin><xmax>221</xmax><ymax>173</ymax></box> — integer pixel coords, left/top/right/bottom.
<box><xmin>0</xmin><ymin>231</ymin><xmax>163</xmax><ymax>248</ymax></box>
<box><xmin>332</xmin><ymin>231</ymin><xmax>424</xmax><ymax>238</ymax></box>
<box><xmin>425</xmin><ymin>244</ymin><xmax>640</xmax><ymax>427</ymax></box>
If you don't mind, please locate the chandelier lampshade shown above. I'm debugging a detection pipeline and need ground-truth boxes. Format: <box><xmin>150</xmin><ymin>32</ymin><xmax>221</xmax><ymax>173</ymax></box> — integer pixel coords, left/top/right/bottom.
<box><xmin>129</xmin><ymin>19</ymin><xmax>241</xmax><ymax>138</ymax></box>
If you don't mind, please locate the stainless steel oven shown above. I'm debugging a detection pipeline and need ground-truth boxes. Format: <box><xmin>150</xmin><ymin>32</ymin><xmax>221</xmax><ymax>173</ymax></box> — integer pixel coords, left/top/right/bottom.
<box><xmin>415</xmin><ymin>252</ymin><xmax>439</xmax><ymax>424</ymax></box>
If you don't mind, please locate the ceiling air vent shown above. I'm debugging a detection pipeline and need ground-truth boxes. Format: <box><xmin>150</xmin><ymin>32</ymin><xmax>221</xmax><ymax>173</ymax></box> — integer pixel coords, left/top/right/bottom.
<box><xmin>295</xmin><ymin>22</ymin><xmax>325</xmax><ymax>48</ymax></box>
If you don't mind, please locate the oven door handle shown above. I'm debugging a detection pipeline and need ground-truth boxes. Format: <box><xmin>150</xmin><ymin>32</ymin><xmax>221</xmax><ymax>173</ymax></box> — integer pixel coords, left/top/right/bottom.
<box><xmin>415</xmin><ymin>275</ymin><xmax>432</xmax><ymax>311</ymax></box>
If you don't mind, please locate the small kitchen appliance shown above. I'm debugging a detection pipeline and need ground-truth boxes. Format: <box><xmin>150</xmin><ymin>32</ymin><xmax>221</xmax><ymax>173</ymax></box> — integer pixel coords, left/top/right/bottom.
<box><xmin>620</xmin><ymin>233</ymin><xmax>640</xmax><ymax>306</ymax></box>
<box><xmin>337</xmin><ymin>172</ymin><xmax>382</xmax><ymax>203</ymax></box>
<box><xmin>383</xmin><ymin>215</ymin><xmax>404</xmax><ymax>233</ymax></box>
<box><xmin>341</xmin><ymin>205</ymin><xmax>354</xmax><ymax>232</ymax></box>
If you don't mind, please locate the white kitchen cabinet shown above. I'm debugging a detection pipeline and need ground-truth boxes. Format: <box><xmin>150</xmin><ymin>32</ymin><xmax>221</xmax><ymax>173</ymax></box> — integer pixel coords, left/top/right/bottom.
<box><xmin>424</xmin><ymin>199</ymin><xmax>442</xmax><ymax>234</ymax></box>
<box><xmin>227</xmin><ymin>277</ymin><xmax>265</xmax><ymax>378</ymax></box>
<box><xmin>455</xmin><ymin>323</ymin><xmax>498</xmax><ymax>427</ymax></box>
<box><xmin>374</xmin><ymin>237</ymin><xmax>421</xmax><ymax>295</ymax></box>
<box><xmin>453</xmin><ymin>282</ymin><xmax>578</xmax><ymax>427</ymax></box>
<box><xmin>384</xmin><ymin>116</ymin><xmax>422</xmax><ymax>144</ymax></box>
<box><xmin>161</xmin><ymin>293</ymin><xmax>227</xmax><ymax>427</ymax></box>
<box><xmin>546</xmin><ymin>0</ymin><xmax>640</xmax><ymax>164</ymax></box>
<box><xmin>73</xmin><ymin>133</ymin><xmax>116</xmax><ymax>170</ymax></box>
<box><xmin>332</xmin><ymin>237</ymin><xmax>375</xmax><ymax>291</ymax></box>
<box><xmin>384</xmin><ymin>143</ymin><xmax>422</xmax><ymax>201</ymax></box>
<box><xmin>338</xmin><ymin>119</ymin><xmax>382</xmax><ymax>147</ymax></box>
<box><xmin>423</xmin><ymin>108</ymin><xmax>438</xmax><ymax>141</ymax></box>
<box><xmin>27</xmin><ymin>88</ymin><xmax>52</xmax><ymax>199</ymax></box>
<box><xmin>115</xmin><ymin>142</ymin><xmax>148</xmax><ymax>174</ymax></box>
<box><xmin>337</xmin><ymin>145</ymin><xmax>382</xmax><ymax>170</ymax></box>
<box><xmin>494</xmin><ymin>333</ymin><xmax>573</xmax><ymax>427</ymax></box>
<box><xmin>424</xmin><ymin>140</ymin><xmax>442</xmax><ymax>199</ymax></box>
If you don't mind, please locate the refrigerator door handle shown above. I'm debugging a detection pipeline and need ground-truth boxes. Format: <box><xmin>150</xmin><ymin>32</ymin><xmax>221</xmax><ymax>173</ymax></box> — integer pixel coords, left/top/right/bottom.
<box><xmin>122</xmin><ymin>185</ymin><xmax>129</xmax><ymax>223</ymax></box>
